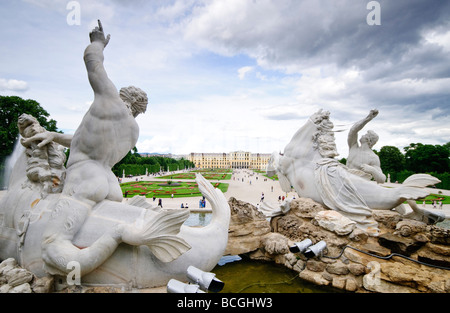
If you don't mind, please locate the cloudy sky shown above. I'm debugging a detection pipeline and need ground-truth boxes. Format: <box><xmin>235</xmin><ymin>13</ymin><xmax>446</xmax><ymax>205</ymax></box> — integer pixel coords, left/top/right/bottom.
<box><xmin>1</xmin><ymin>0</ymin><xmax>449</xmax><ymax>158</ymax></box>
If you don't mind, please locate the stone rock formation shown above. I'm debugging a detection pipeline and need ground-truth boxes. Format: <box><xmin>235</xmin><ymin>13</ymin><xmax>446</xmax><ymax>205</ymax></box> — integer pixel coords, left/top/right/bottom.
<box><xmin>225</xmin><ymin>197</ymin><xmax>450</xmax><ymax>293</ymax></box>
<box><xmin>0</xmin><ymin>258</ymin><xmax>53</xmax><ymax>293</ymax></box>
<box><xmin>225</xmin><ymin>197</ymin><xmax>271</xmax><ymax>255</ymax></box>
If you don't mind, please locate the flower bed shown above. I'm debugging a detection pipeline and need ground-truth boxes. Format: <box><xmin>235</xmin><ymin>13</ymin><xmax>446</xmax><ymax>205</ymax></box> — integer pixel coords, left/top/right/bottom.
<box><xmin>120</xmin><ymin>180</ymin><xmax>228</xmax><ymax>198</ymax></box>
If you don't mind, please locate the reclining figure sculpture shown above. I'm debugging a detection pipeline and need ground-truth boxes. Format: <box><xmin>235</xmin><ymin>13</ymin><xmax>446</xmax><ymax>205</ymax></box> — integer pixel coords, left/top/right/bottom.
<box><xmin>0</xmin><ymin>21</ymin><xmax>230</xmax><ymax>288</ymax></box>
<box><xmin>265</xmin><ymin>109</ymin><xmax>445</xmax><ymax>235</ymax></box>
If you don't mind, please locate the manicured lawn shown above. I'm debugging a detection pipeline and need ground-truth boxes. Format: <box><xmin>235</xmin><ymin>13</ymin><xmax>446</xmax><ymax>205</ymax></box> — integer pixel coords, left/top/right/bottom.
<box><xmin>191</xmin><ymin>169</ymin><xmax>233</xmax><ymax>173</ymax></box>
<box><xmin>156</xmin><ymin>173</ymin><xmax>232</xmax><ymax>180</ymax></box>
<box><xmin>417</xmin><ymin>193</ymin><xmax>450</xmax><ymax>205</ymax></box>
<box><xmin>253</xmin><ymin>169</ymin><xmax>278</xmax><ymax>181</ymax></box>
<box><xmin>120</xmin><ymin>181</ymin><xmax>229</xmax><ymax>198</ymax></box>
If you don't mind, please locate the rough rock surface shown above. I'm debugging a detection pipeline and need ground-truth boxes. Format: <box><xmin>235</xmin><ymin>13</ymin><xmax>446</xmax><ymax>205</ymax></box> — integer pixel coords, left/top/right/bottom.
<box><xmin>226</xmin><ymin>197</ymin><xmax>450</xmax><ymax>293</ymax></box>
<box><xmin>224</xmin><ymin>197</ymin><xmax>271</xmax><ymax>255</ymax></box>
<box><xmin>0</xmin><ymin>258</ymin><xmax>54</xmax><ymax>293</ymax></box>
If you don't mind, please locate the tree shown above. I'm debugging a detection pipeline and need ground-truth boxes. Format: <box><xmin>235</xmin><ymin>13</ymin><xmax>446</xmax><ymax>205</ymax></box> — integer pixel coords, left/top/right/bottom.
<box><xmin>0</xmin><ymin>95</ymin><xmax>59</xmax><ymax>163</ymax></box>
<box><xmin>404</xmin><ymin>143</ymin><xmax>450</xmax><ymax>173</ymax></box>
<box><xmin>444</xmin><ymin>141</ymin><xmax>450</xmax><ymax>152</ymax></box>
<box><xmin>378</xmin><ymin>146</ymin><xmax>405</xmax><ymax>174</ymax></box>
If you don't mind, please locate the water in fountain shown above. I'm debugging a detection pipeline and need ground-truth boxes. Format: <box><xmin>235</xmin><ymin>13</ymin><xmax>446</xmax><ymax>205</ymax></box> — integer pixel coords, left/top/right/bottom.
<box><xmin>1</xmin><ymin>136</ymin><xmax>24</xmax><ymax>190</ymax></box>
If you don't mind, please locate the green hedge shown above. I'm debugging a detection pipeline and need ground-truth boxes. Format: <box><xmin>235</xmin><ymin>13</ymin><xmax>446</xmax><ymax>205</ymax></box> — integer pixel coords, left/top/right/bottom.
<box><xmin>389</xmin><ymin>171</ymin><xmax>450</xmax><ymax>190</ymax></box>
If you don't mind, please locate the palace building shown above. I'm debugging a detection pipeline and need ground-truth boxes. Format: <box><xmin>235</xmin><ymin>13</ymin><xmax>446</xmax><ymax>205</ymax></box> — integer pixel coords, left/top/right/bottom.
<box><xmin>189</xmin><ymin>151</ymin><xmax>272</xmax><ymax>170</ymax></box>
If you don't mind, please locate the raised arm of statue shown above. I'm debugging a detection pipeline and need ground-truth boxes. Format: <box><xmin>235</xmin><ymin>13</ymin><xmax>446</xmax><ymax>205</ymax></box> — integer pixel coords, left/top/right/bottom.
<box><xmin>83</xmin><ymin>20</ymin><xmax>116</xmax><ymax>97</ymax></box>
<box><xmin>347</xmin><ymin>109</ymin><xmax>378</xmax><ymax>148</ymax></box>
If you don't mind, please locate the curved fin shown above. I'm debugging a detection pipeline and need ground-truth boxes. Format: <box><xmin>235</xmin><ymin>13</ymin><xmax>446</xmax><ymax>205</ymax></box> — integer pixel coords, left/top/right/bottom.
<box><xmin>195</xmin><ymin>173</ymin><xmax>230</xmax><ymax>226</ymax></box>
<box><xmin>146</xmin><ymin>235</ymin><xmax>191</xmax><ymax>263</ymax></box>
<box><xmin>123</xmin><ymin>208</ymin><xmax>191</xmax><ymax>262</ymax></box>
<box><xmin>402</xmin><ymin>173</ymin><xmax>441</xmax><ymax>188</ymax></box>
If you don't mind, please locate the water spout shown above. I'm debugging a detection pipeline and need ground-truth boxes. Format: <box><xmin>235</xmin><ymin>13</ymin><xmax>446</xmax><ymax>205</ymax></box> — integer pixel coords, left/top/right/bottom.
<box><xmin>1</xmin><ymin>136</ymin><xmax>24</xmax><ymax>190</ymax></box>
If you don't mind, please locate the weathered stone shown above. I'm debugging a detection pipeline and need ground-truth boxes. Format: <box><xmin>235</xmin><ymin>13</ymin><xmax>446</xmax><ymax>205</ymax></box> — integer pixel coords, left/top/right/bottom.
<box><xmin>226</xmin><ymin>236</ymin><xmax>263</xmax><ymax>255</ymax></box>
<box><xmin>299</xmin><ymin>270</ymin><xmax>330</xmax><ymax>286</ymax></box>
<box><xmin>381</xmin><ymin>262</ymin><xmax>434</xmax><ymax>286</ymax></box>
<box><xmin>228</xmin><ymin>197</ymin><xmax>450</xmax><ymax>294</ymax></box>
<box><xmin>361</xmin><ymin>242</ymin><xmax>391</xmax><ymax>257</ymax></box>
<box><xmin>284</xmin><ymin>253</ymin><xmax>299</xmax><ymax>267</ymax></box>
<box><xmin>289</xmin><ymin>198</ymin><xmax>325</xmax><ymax>219</ymax></box>
<box><xmin>348</xmin><ymin>228</ymin><xmax>368</xmax><ymax>242</ymax></box>
<box><xmin>261</xmin><ymin>233</ymin><xmax>289</xmax><ymax>255</ymax></box>
<box><xmin>229</xmin><ymin>197</ymin><xmax>267</xmax><ymax>224</ymax></box>
<box><xmin>31</xmin><ymin>276</ymin><xmax>54</xmax><ymax>293</ymax></box>
<box><xmin>6</xmin><ymin>268</ymin><xmax>33</xmax><ymax>287</ymax></box>
<box><xmin>416</xmin><ymin>246</ymin><xmax>450</xmax><ymax>268</ymax></box>
<box><xmin>0</xmin><ymin>258</ymin><xmax>17</xmax><ymax>270</ymax></box>
<box><xmin>293</xmin><ymin>260</ymin><xmax>305</xmax><ymax>273</ymax></box>
<box><xmin>225</xmin><ymin>197</ymin><xmax>271</xmax><ymax>255</ymax></box>
<box><xmin>274</xmin><ymin>215</ymin><xmax>305</xmax><ymax>241</ymax></box>
<box><xmin>9</xmin><ymin>283</ymin><xmax>32</xmax><ymax>293</ymax></box>
<box><xmin>372</xmin><ymin>210</ymin><xmax>403</xmax><ymax>229</ymax></box>
<box><xmin>348</xmin><ymin>263</ymin><xmax>366</xmax><ymax>276</ymax></box>
<box><xmin>378</xmin><ymin>232</ymin><xmax>425</xmax><ymax>255</ymax></box>
<box><xmin>315</xmin><ymin>210</ymin><xmax>356</xmax><ymax>236</ymax></box>
<box><xmin>322</xmin><ymin>272</ymin><xmax>333</xmax><ymax>281</ymax></box>
<box><xmin>426</xmin><ymin>242</ymin><xmax>450</xmax><ymax>256</ymax></box>
<box><xmin>363</xmin><ymin>274</ymin><xmax>418</xmax><ymax>293</ymax></box>
<box><xmin>326</xmin><ymin>261</ymin><xmax>349</xmax><ymax>275</ymax></box>
<box><xmin>306</xmin><ymin>260</ymin><xmax>326</xmax><ymax>272</ymax></box>
<box><xmin>0</xmin><ymin>284</ymin><xmax>12</xmax><ymax>293</ymax></box>
<box><xmin>395</xmin><ymin>220</ymin><xmax>427</xmax><ymax>237</ymax></box>
<box><xmin>332</xmin><ymin>277</ymin><xmax>346</xmax><ymax>289</ymax></box>
<box><xmin>345</xmin><ymin>277</ymin><xmax>358</xmax><ymax>292</ymax></box>
<box><xmin>429</xmin><ymin>225</ymin><xmax>450</xmax><ymax>245</ymax></box>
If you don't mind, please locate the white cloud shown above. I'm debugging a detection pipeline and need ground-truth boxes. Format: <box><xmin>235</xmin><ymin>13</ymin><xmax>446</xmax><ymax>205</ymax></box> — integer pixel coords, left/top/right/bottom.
<box><xmin>0</xmin><ymin>78</ymin><xmax>29</xmax><ymax>92</ymax></box>
<box><xmin>2</xmin><ymin>0</ymin><xmax>449</xmax><ymax>160</ymax></box>
<box><xmin>238</xmin><ymin>66</ymin><xmax>253</xmax><ymax>80</ymax></box>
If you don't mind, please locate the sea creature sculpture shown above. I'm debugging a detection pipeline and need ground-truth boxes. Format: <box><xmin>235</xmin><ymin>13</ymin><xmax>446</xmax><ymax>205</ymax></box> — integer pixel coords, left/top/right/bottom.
<box><xmin>266</xmin><ymin>109</ymin><xmax>445</xmax><ymax>235</ymax></box>
<box><xmin>0</xmin><ymin>21</ymin><xmax>230</xmax><ymax>288</ymax></box>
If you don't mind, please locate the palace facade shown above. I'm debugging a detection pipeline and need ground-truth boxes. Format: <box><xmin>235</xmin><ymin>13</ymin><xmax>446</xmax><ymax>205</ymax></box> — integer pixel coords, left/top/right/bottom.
<box><xmin>189</xmin><ymin>151</ymin><xmax>271</xmax><ymax>170</ymax></box>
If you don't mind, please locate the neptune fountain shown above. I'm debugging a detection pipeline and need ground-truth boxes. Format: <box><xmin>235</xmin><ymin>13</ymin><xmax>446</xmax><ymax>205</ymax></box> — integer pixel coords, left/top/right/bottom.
<box><xmin>0</xmin><ymin>21</ymin><xmax>230</xmax><ymax>289</ymax></box>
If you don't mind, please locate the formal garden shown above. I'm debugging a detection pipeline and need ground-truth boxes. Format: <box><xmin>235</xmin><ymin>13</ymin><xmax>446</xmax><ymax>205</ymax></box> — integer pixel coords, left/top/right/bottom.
<box><xmin>156</xmin><ymin>172</ymin><xmax>232</xmax><ymax>180</ymax></box>
<box><xmin>121</xmin><ymin>180</ymin><xmax>229</xmax><ymax>198</ymax></box>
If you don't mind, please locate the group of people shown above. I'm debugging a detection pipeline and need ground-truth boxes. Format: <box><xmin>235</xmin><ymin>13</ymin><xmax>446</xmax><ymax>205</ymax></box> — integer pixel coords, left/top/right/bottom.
<box><xmin>199</xmin><ymin>197</ymin><xmax>206</xmax><ymax>208</ymax></box>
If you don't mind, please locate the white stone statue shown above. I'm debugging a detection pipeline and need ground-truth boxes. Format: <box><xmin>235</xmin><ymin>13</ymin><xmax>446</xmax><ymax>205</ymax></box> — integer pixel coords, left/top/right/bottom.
<box><xmin>346</xmin><ymin>109</ymin><xmax>386</xmax><ymax>183</ymax></box>
<box><xmin>266</xmin><ymin>109</ymin><xmax>445</xmax><ymax>235</ymax></box>
<box><xmin>0</xmin><ymin>21</ymin><xmax>230</xmax><ymax>288</ymax></box>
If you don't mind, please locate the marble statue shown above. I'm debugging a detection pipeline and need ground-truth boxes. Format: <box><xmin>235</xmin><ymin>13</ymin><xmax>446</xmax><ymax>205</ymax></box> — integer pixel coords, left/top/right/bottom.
<box><xmin>0</xmin><ymin>21</ymin><xmax>230</xmax><ymax>288</ymax></box>
<box><xmin>266</xmin><ymin>109</ymin><xmax>445</xmax><ymax>235</ymax></box>
<box><xmin>18</xmin><ymin>114</ymin><xmax>66</xmax><ymax>197</ymax></box>
<box><xmin>346</xmin><ymin>109</ymin><xmax>386</xmax><ymax>183</ymax></box>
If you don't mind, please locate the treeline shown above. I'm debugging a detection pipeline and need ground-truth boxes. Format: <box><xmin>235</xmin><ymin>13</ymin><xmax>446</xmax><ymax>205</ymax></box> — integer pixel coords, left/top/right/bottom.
<box><xmin>341</xmin><ymin>142</ymin><xmax>450</xmax><ymax>190</ymax></box>
<box><xmin>111</xmin><ymin>149</ymin><xmax>194</xmax><ymax>177</ymax></box>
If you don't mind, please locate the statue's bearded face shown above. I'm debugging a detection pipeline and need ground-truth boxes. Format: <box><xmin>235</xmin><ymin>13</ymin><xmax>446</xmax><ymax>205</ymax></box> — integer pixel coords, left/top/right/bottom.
<box><xmin>18</xmin><ymin>114</ymin><xmax>44</xmax><ymax>138</ymax></box>
<box><xmin>318</xmin><ymin>132</ymin><xmax>339</xmax><ymax>158</ymax></box>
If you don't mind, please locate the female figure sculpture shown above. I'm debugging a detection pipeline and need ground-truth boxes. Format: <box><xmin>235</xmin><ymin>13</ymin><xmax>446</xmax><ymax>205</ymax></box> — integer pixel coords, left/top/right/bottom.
<box><xmin>347</xmin><ymin>109</ymin><xmax>386</xmax><ymax>183</ymax></box>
